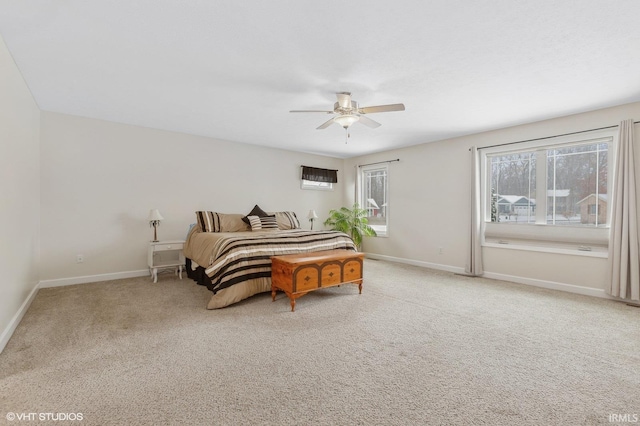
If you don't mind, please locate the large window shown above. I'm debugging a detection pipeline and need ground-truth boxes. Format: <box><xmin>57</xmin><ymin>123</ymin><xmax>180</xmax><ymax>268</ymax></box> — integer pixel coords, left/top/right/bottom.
<box><xmin>482</xmin><ymin>129</ymin><xmax>615</xmax><ymax>251</ymax></box>
<box><xmin>361</xmin><ymin>164</ymin><xmax>389</xmax><ymax>236</ymax></box>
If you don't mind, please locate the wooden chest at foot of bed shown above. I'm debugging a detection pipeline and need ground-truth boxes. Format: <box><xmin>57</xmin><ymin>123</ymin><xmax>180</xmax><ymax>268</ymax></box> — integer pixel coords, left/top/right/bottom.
<box><xmin>271</xmin><ymin>250</ymin><xmax>364</xmax><ymax>311</ymax></box>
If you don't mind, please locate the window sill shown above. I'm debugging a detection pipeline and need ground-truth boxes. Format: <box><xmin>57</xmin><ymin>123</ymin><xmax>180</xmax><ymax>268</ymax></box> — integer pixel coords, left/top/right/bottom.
<box><xmin>484</xmin><ymin>222</ymin><xmax>609</xmax><ymax>246</ymax></box>
<box><xmin>482</xmin><ymin>242</ymin><xmax>608</xmax><ymax>258</ymax></box>
<box><xmin>300</xmin><ymin>186</ymin><xmax>334</xmax><ymax>191</ymax></box>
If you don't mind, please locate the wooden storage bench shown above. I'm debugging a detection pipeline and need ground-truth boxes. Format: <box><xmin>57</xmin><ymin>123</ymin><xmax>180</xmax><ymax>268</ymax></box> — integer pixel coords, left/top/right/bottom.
<box><xmin>271</xmin><ymin>250</ymin><xmax>364</xmax><ymax>311</ymax></box>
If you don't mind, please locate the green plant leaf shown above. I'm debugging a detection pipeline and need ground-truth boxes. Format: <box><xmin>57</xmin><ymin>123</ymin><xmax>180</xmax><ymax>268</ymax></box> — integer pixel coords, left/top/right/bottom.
<box><xmin>323</xmin><ymin>203</ymin><xmax>377</xmax><ymax>250</ymax></box>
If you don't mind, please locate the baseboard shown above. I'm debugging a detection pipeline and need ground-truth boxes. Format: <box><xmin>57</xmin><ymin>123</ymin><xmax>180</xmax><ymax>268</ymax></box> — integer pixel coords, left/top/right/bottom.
<box><xmin>0</xmin><ymin>282</ymin><xmax>40</xmax><ymax>354</ymax></box>
<box><xmin>481</xmin><ymin>271</ymin><xmax>614</xmax><ymax>300</ymax></box>
<box><xmin>364</xmin><ymin>252</ymin><xmax>614</xmax><ymax>300</ymax></box>
<box><xmin>39</xmin><ymin>269</ymin><xmax>150</xmax><ymax>288</ymax></box>
<box><xmin>363</xmin><ymin>253</ymin><xmax>467</xmax><ymax>275</ymax></box>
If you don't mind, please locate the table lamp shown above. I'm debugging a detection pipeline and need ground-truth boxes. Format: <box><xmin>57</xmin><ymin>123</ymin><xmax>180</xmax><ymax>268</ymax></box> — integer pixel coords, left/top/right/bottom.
<box><xmin>307</xmin><ymin>210</ymin><xmax>318</xmax><ymax>230</ymax></box>
<box><xmin>148</xmin><ymin>209</ymin><xmax>164</xmax><ymax>242</ymax></box>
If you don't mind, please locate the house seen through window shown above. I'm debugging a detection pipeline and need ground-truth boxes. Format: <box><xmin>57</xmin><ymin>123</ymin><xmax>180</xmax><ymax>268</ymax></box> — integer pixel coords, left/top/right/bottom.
<box><xmin>488</xmin><ymin>140</ymin><xmax>610</xmax><ymax>227</ymax></box>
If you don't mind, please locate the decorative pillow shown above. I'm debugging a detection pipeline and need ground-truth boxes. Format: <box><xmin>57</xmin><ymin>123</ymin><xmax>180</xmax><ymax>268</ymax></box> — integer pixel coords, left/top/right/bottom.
<box><xmin>196</xmin><ymin>212</ymin><xmax>250</xmax><ymax>232</ymax></box>
<box><xmin>248</xmin><ymin>215</ymin><xmax>279</xmax><ymax>231</ymax></box>
<box><xmin>269</xmin><ymin>211</ymin><xmax>301</xmax><ymax>230</ymax></box>
<box><xmin>242</xmin><ymin>204</ymin><xmax>269</xmax><ymax>224</ymax></box>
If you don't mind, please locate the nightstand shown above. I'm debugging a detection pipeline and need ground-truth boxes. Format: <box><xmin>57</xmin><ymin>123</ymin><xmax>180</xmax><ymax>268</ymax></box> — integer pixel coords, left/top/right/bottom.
<box><xmin>148</xmin><ymin>240</ymin><xmax>186</xmax><ymax>283</ymax></box>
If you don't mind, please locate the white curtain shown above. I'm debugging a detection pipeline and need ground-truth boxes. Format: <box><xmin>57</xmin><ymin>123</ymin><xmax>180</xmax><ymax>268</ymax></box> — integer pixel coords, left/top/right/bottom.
<box><xmin>354</xmin><ymin>165</ymin><xmax>361</xmax><ymax>208</ymax></box>
<box><xmin>607</xmin><ymin>119</ymin><xmax>639</xmax><ymax>301</ymax></box>
<box><xmin>467</xmin><ymin>146</ymin><xmax>484</xmax><ymax>276</ymax></box>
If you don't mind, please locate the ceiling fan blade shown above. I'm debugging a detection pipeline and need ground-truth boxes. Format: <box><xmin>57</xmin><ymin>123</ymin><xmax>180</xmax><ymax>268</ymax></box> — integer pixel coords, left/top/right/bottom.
<box><xmin>358</xmin><ymin>115</ymin><xmax>382</xmax><ymax>128</ymax></box>
<box><xmin>316</xmin><ymin>118</ymin><xmax>336</xmax><ymax>130</ymax></box>
<box><xmin>336</xmin><ymin>92</ymin><xmax>352</xmax><ymax>109</ymax></box>
<box><xmin>290</xmin><ymin>110</ymin><xmax>333</xmax><ymax>113</ymax></box>
<box><xmin>359</xmin><ymin>103</ymin><xmax>405</xmax><ymax>114</ymax></box>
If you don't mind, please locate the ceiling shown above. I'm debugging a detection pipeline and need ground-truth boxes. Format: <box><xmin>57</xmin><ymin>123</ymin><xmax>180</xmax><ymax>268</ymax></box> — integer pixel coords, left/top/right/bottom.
<box><xmin>1</xmin><ymin>1</ymin><xmax>640</xmax><ymax>158</ymax></box>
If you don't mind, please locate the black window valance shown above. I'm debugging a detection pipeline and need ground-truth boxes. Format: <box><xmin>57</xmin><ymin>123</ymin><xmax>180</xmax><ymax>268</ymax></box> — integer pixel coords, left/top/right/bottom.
<box><xmin>301</xmin><ymin>166</ymin><xmax>338</xmax><ymax>183</ymax></box>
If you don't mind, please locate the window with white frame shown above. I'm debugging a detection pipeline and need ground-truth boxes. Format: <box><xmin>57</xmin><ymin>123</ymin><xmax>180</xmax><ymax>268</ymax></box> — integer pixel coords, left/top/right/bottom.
<box><xmin>300</xmin><ymin>165</ymin><xmax>336</xmax><ymax>190</ymax></box>
<box><xmin>301</xmin><ymin>180</ymin><xmax>333</xmax><ymax>190</ymax></box>
<box><xmin>481</xmin><ymin>129</ymin><xmax>615</xmax><ymax>251</ymax></box>
<box><xmin>360</xmin><ymin>164</ymin><xmax>389</xmax><ymax>236</ymax></box>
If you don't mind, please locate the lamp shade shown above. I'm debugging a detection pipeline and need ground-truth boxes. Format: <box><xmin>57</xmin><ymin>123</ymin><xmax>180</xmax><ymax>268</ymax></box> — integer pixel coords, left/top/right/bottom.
<box><xmin>307</xmin><ymin>210</ymin><xmax>318</xmax><ymax>220</ymax></box>
<box><xmin>148</xmin><ymin>209</ymin><xmax>164</xmax><ymax>221</ymax></box>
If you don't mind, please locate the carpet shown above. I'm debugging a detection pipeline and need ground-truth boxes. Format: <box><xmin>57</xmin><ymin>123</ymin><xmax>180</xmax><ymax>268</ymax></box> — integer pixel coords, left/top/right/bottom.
<box><xmin>1</xmin><ymin>259</ymin><xmax>638</xmax><ymax>425</ymax></box>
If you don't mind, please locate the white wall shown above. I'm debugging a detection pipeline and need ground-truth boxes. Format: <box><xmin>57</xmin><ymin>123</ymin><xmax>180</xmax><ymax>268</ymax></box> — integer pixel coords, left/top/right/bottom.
<box><xmin>345</xmin><ymin>102</ymin><xmax>640</xmax><ymax>294</ymax></box>
<box><xmin>39</xmin><ymin>112</ymin><xmax>344</xmax><ymax>280</ymax></box>
<box><xmin>0</xmin><ymin>34</ymin><xmax>41</xmax><ymax>345</ymax></box>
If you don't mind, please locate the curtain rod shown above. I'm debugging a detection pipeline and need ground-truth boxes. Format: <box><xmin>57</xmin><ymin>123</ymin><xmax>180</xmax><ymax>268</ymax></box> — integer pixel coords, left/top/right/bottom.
<box><xmin>471</xmin><ymin>120</ymin><xmax>640</xmax><ymax>151</ymax></box>
<box><xmin>358</xmin><ymin>159</ymin><xmax>400</xmax><ymax>168</ymax></box>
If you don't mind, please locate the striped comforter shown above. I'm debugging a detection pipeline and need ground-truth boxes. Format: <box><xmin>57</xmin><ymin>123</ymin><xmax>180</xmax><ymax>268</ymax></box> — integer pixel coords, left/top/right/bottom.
<box><xmin>184</xmin><ymin>228</ymin><xmax>356</xmax><ymax>294</ymax></box>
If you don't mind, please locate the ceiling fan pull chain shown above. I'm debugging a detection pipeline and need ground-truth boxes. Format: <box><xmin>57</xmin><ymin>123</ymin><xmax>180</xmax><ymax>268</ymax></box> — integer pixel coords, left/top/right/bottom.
<box><xmin>345</xmin><ymin>128</ymin><xmax>350</xmax><ymax>144</ymax></box>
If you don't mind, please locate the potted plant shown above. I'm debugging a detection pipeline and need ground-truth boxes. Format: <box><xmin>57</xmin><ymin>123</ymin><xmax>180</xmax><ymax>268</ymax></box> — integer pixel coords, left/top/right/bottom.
<box><xmin>324</xmin><ymin>203</ymin><xmax>377</xmax><ymax>250</ymax></box>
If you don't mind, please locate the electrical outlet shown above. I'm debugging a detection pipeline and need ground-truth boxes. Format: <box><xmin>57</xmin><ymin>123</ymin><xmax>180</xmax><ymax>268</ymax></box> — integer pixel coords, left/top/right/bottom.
<box><xmin>76</xmin><ymin>255</ymin><xmax>84</xmax><ymax>263</ymax></box>
<box><xmin>438</xmin><ymin>247</ymin><xmax>444</xmax><ymax>255</ymax></box>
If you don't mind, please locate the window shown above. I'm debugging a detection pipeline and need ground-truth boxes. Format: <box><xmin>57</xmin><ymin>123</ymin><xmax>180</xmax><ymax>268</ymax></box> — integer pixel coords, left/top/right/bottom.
<box><xmin>547</xmin><ymin>143</ymin><xmax>608</xmax><ymax>226</ymax></box>
<box><xmin>482</xmin><ymin>129</ymin><xmax>615</xmax><ymax>251</ymax></box>
<box><xmin>301</xmin><ymin>180</ymin><xmax>333</xmax><ymax>190</ymax></box>
<box><xmin>300</xmin><ymin>166</ymin><xmax>337</xmax><ymax>191</ymax></box>
<box><xmin>360</xmin><ymin>164</ymin><xmax>389</xmax><ymax>236</ymax></box>
<box><xmin>491</xmin><ymin>151</ymin><xmax>536</xmax><ymax>224</ymax></box>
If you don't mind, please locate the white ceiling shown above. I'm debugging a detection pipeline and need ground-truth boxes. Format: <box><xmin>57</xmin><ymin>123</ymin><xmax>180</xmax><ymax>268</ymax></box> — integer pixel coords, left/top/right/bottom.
<box><xmin>2</xmin><ymin>1</ymin><xmax>640</xmax><ymax>158</ymax></box>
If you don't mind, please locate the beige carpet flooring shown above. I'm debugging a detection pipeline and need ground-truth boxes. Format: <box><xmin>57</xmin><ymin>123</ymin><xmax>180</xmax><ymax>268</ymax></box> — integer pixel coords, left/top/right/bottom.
<box><xmin>1</xmin><ymin>259</ymin><xmax>639</xmax><ymax>425</ymax></box>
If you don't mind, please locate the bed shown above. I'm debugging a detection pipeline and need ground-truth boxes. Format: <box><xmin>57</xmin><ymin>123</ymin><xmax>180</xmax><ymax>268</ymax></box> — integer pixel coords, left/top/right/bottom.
<box><xmin>184</xmin><ymin>208</ymin><xmax>357</xmax><ymax>309</ymax></box>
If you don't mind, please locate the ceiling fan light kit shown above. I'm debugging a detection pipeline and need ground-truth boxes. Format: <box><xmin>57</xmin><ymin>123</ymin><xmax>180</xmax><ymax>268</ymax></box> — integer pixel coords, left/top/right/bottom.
<box><xmin>290</xmin><ymin>92</ymin><xmax>405</xmax><ymax>138</ymax></box>
<box><xmin>334</xmin><ymin>114</ymin><xmax>360</xmax><ymax>128</ymax></box>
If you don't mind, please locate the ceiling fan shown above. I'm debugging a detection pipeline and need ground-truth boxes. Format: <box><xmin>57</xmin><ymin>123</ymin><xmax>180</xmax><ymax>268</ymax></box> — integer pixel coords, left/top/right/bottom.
<box><xmin>290</xmin><ymin>92</ymin><xmax>405</xmax><ymax>130</ymax></box>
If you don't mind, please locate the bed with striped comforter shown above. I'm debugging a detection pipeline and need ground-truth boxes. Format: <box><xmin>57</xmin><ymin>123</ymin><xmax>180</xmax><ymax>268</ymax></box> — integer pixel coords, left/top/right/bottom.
<box><xmin>184</xmin><ymin>227</ymin><xmax>356</xmax><ymax>309</ymax></box>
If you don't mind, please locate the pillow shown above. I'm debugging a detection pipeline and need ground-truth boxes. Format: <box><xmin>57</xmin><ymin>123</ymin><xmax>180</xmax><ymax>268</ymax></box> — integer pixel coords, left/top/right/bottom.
<box><xmin>248</xmin><ymin>215</ymin><xmax>279</xmax><ymax>231</ymax></box>
<box><xmin>186</xmin><ymin>223</ymin><xmax>197</xmax><ymax>239</ymax></box>
<box><xmin>270</xmin><ymin>211</ymin><xmax>301</xmax><ymax>230</ymax></box>
<box><xmin>242</xmin><ymin>204</ymin><xmax>269</xmax><ymax>224</ymax></box>
<box><xmin>196</xmin><ymin>212</ymin><xmax>250</xmax><ymax>232</ymax></box>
